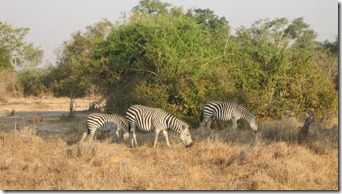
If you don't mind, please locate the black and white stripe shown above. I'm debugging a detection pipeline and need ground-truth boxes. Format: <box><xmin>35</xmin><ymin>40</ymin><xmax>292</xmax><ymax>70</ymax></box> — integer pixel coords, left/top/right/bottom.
<box><xmin>80</xmin><ymin>113</ymin><xmax>129</xmax><ymax>142</ymax></box>
<box><xmin>200</xmin><ymin>101</ymin><xmax>258</xmax><ymax>131</ymax></box>
<box><xmin>126</xmin><ymin>105</ymin><xmax>193</xmax><ymax>148</ymax></box>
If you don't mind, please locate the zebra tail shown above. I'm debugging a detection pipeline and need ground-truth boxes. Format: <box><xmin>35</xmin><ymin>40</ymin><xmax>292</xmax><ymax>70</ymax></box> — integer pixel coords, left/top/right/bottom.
<box><xmin>86</xmin><ymin>125</ymin><xmax>91</xmax><ymax>135</ymax></box>
<box><xmin>127</xmin><ymin>122</ymin><xmax>132</xmax><ymax>133</ymax></box>
<box><xmin>200</xmin><ymin>108</ymin><xmax>204</xmax><ymax>123</ymax></box>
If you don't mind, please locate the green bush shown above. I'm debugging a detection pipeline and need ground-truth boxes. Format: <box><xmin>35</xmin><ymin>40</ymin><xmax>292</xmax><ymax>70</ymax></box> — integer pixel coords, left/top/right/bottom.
<box><xmin>92</xmin><ymin>5</ymin><xmax>230</xmax><ymax>124</ymax></box>
<box><xmin>17</xmin><ymin>68</ymin><xmax>49</xmax><ymax>96</ymax></box>
<box><xmin>229</xmin><ymin>18</ymin><xmax>338</xmax><ymax>119</ymax></box>
<box><xmin>87</xmin><ymin>1</ymin><xmax>338</xmax><ymax>125</ymax></box>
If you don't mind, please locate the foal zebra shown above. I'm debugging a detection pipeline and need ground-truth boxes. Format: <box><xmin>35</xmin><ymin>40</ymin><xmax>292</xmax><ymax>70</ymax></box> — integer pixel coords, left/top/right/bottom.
<box><xmin>200</xmin><ymin>101</ymin><xmax>258</xmax><ymax>131</ymax></box>
<box><xmin>80</xmin><ymin>113</ymin><xmax>129</xmax><ymax>142</ymax></box>
<box><xmin>126</xmin><ymin>105</ymin><xmax>193</xmax><ymax>148</ymax></box>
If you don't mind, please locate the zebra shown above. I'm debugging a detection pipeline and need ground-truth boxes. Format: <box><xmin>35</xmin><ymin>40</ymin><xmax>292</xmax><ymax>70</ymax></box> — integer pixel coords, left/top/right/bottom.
<box><xmin>80</xmin><ymin>113</ymin><xmax>130</xmax><ymax>142</ymax></box>
<box><xmin>126</xmin><ymin>105</ymin><xmax>193</xmax><ymax>148</ymax></box>
<box><xmin>200</xmin><ymin>101</ymin><xmax>258</xmax><ymax>131</ymax></box>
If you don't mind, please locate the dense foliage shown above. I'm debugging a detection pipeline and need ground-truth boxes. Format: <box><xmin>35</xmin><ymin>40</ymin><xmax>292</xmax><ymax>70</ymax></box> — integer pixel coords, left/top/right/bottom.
<box><xmin>87</xmin><ymin>0</ymin><xmax>337</xmax><ymax>124</ymax></box>
<box><xmin>92</xmin><ymin>4</ymin><xmax>231</xmax><ymax>122</ymax></box>
<box><xmin>48</xmin><ymin>20</ymin><xmax>113</xmax><ymax>98</ymax></box>
<box><xmin>229</xmin><ymin>18</ymin><xmax>338</xmax><ymax>119</ymax></box>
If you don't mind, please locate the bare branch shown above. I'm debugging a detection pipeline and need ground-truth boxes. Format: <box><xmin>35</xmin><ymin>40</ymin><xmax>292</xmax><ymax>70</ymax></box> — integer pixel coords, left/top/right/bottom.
<box><xmin>200</xmin><ymin>33</ymin><xmax>230</xmax><ymax>69</ymax></box>
<box><xmin>127</xmin><ymin>68</ymin><xmax>159</xmax><ymax>77</ymax></box>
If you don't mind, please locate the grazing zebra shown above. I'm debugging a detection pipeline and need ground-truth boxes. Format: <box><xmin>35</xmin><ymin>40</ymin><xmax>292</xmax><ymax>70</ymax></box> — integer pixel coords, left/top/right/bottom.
<box><xmin>126</xmin><ymin>105</ymin><xmax>193</xmax><ymax>148</ymax></box>
<box><xmin>80</xmin><ymin>113</ymin><xmax>129</xmax><ymax>142</ymax></box>
<box><xmin>200</xmin><ymin>101</ymin><xmax>258</xmax><ymax>131</ymax></box>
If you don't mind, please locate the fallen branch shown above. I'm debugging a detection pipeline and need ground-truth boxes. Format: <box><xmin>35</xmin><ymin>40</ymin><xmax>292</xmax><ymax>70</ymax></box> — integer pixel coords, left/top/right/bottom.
<box><xmin>298</xmin><ymin>112</ymin><xmax>314</xmax><ymax>141</ymax></box>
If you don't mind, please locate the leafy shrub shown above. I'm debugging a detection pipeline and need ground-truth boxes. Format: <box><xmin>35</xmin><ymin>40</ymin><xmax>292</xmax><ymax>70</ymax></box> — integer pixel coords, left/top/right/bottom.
<box><xmin>17</xmin><ymin>67</ymin><xmax>49</xmax><ymax>96</ymax></box>
<box><xmin>92</xmin><ymin>3</ymin><xmax>230</xmax><ymax>123</ymax></box>
<box><xmin>91</xmin><ymin>2</ymin><xmax>337</xmax><ymax>125</ymax></box>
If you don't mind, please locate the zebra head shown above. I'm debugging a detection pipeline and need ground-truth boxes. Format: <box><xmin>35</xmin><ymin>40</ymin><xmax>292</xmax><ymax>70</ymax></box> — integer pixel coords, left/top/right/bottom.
<box><xmin>249</xmin><ymin>117</ymin><xmax>258</xmax><ymax>131</ymax></box>
<box><xmin>179</xmin><ymin>124</ymin><xmax>193</xmax><ymax>148</ymax></box>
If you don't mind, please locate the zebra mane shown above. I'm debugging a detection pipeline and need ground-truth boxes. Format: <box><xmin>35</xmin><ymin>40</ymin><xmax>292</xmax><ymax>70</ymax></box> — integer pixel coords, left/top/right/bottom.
<box><xmin>166</xmin><ymin>113</ymin><xmax>187</xmax><ymax>133</ymax></box>
<box><xmin>235</xmin><ymin>103</ymin><xmax>255</xmax><ymax>122</ymax></box>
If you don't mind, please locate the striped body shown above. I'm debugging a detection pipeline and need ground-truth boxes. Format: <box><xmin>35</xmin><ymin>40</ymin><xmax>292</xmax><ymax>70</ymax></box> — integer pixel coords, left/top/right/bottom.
<box><xmin>80</xmin><ymin>113</ymin><xmax>129</xmax><ymax>142</ymax></box>
<box><xmin>126</xmin><ymin>105</ymin><xmax>193</xmax><ymax>148</ymax></box>
<box><xmin>200</xmin><ymin>101</ymin><xmax>258</xmax><ymax>131</ymax></box>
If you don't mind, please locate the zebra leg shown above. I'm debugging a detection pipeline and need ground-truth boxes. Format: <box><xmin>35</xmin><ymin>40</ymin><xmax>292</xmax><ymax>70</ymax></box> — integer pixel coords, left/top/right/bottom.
<box><xmin>123</xmin><ymin>132</ymin><xmax>129</xmax><ymax>141</ymax></box>
<box><xmin>153</xmin><ymin>129</ymin><xmax>161</xmax><ymax>148</ymax></box>
<box><xmin>162</xmin><ymin>130</ymin><xmax>171</xmax><ymax>147</ymax></box>
<box><xmin>133</xmin><ymin>130</ymin><xmax>138</xmax><ymax>146</ymax></box>
<box><xmin>232</xmin><ymin>118</ymin><xmax>238</xmax><ymax>130</ymax></box>
<box><xmin>115</xmin><ymin>128</ymin><xmax>120</xmax><ymax>142</ymax></box>
<box><xmin>206</xmin><ymin>118</ymin><xmax>212</xmax><ymax>129</ymax></box>
<box><xmin>200</xmin><ymin>117</ymin><xmax>210</xmax><ymax>129</ymax></box>
<box><xmin>200</xmin><ymin>120</ymin><xmax>206</xmax><ymax>128</ymax></box>
<box><xmin>80</xmin><ymin>132</ymin><xmax>88</xmax><ymax>142</ymax></box>
<box><xmin>89</xmin><ymin>132</ymin><xmax>95</xmax><ymax>141</ymax></box>
<box><xmin>130</xmin><ymin>125</ymin><xmax>138</xmax><ymax>147</ymax></box>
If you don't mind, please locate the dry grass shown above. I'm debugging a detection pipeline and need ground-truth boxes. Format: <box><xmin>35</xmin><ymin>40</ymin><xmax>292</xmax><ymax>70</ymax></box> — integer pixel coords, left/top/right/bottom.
<box><xmin>0</xmin><ymin>69</ymin><xmax>19</xmax><ymax>101</ymax></box>
<box><xmin>0</xmin><ymin>116</ymin><xmax>338</xmax><ymax>190</ymax></box>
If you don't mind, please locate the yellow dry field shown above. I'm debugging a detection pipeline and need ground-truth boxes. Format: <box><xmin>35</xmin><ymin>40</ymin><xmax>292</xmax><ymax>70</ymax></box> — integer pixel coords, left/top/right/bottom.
<box><xmin>0</xmin><ymin>97</ymin><xmax>338</xmax><ymax>190</ymax></box>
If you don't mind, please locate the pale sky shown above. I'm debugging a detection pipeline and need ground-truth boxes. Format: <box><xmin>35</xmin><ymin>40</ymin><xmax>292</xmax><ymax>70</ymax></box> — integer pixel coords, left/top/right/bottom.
<box><xmin>0</xmin><ymin>0</ymin><xmax>338</xmax><ymax>66</ymax></box>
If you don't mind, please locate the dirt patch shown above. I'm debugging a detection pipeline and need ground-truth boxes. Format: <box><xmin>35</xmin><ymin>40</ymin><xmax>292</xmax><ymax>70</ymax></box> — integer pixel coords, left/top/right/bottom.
<box><xmin>0</xmin><ymin>97</ymin><xmax>95</xmax><ymax>133</ymax></box>
<box><xmin>0</xmin><ymin>96</ymin><xmax>94</xmax><ymax>113</ymax></box>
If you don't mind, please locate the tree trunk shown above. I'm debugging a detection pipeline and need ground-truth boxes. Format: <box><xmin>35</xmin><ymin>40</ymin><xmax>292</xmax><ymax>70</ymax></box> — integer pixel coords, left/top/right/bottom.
<box><xmin>69</xmin><ymin>90</ymin><xmax>75</xmax><ymax>118</ymax></box>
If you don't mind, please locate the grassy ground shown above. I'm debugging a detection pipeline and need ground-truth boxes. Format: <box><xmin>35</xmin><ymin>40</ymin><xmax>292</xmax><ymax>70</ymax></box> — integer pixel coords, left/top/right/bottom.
<box><xmin>0</xmin><ymin>116</ymin><xmax>338</xmax><ymax>190</ymax></box>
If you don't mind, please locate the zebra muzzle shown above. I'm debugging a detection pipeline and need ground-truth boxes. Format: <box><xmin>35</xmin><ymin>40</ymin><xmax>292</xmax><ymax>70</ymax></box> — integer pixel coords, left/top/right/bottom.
<box><xmin>186</xmin><ymin>142</ymin><xmax>193</xmax><ymax>148</ymax></box>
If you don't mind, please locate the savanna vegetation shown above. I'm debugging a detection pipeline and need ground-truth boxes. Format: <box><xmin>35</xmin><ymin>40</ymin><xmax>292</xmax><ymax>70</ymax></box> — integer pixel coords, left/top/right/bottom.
<box><xmin>1</xmin><ymin>0</ymin><xmax>337</xmax><ymax>123</ymax></box>
<box><xmin>0</xmin><ymin>0</ymin><xmax>338</xmax><ymax>190</ymax></box>
<box><xmin>0</xmin><ymin>117</ymin><xmax>338</xmax><ymax>190</ymax></box>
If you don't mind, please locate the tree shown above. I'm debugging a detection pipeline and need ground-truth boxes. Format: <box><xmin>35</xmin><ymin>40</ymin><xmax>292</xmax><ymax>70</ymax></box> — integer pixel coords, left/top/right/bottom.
<box><xmin>322</xmin><ymin>36</ymin><xmax>338</xmax><ymax>54</ymax></box>
<box><xmin>0</xmin><ymin>22</ymin><xmax>28</xmax><ymax>67</ymax></box>
<box><xmin>0</xmin><ymin>22</ymin><xmax>44</xmax><ymax>98</ymax></box>
<box><xmin>92</xmin><ymin>1</ymin><xmax>231</xmax><ymax>122</ymax></box>
<box><xmin>49</xmin><ymin>20</ymin><xmax>113</xmax><ymax>116</ymax></box>
<box><xmin>315</xmin><ymin>36</ymin><xmax>338</xmax><ymax>90</ymax></box>
<box><xmin>22</xmin><ymin>43</ymin><xmax>44</xmax><ymax>68</ymax></box>
<box><xmin>186</xmin><ymin>8</ymin><xmax>229</xmax><ymax>38</ymax></box>
<box><xmin>231</xmin><ymin>18</ymin><xmax>337</xmax><ymax>119</ymax></box>
<box><xmin>132</xmin><ymin>0</ymin><xmax>171</xmax><ymax>15</ymax></box>
<box><xmin>0</xmin><ymin>47</ymin><xmax>11</xmax><ymax>69</ymax></box>
<box><xmin>0</xmin><ymin>22</ymin><xmax>43</xmax><ymax>69</ymax></box>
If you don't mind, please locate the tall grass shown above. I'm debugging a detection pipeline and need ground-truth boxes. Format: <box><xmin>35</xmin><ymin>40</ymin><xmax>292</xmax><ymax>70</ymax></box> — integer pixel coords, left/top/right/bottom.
<box><xmin>0</xmin><ymin>117</ymin><xmax>338</xmax><ymax>190</ymax></box>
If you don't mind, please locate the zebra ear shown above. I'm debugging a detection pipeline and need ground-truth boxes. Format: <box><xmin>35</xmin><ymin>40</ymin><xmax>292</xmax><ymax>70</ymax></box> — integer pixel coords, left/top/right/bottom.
<box><xmin>182</xmin><ymin>125</ymin><xmax>186</xmax><ymax>130</ymax></box>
